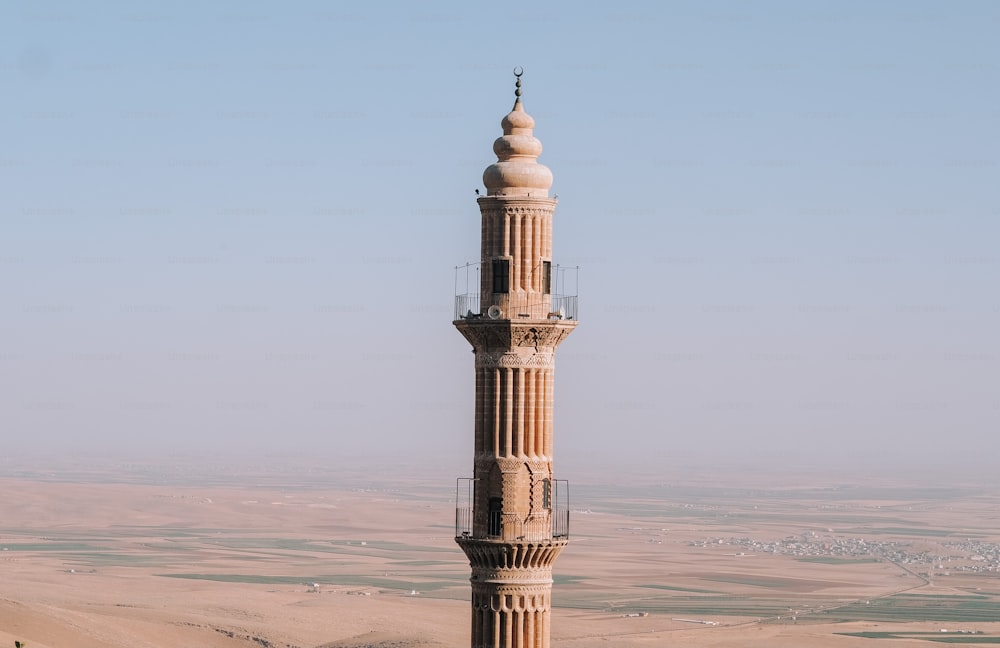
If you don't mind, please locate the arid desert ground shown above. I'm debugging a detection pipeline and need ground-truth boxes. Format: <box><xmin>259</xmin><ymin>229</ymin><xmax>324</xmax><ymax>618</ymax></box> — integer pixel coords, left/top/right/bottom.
<box><xmin>2</xmin><ymin>458</ymin><xmax>999</xmax><ymax>647</ymax></box>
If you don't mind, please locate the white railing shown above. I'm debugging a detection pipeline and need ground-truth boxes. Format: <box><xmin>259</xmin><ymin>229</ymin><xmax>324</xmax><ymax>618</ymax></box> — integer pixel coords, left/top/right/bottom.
<box><xmin>454</xmin><ymin>293</ymin><xmax>480</xmax><ymax>320</ymax></box>
<box><xmin>453</xmin><ymin>263</ymin><xmax>579</xmax><ymax>321</ymax></box>
<box><xmin>454</xmin><ymin>293</ymin><xmax>578</xmax><ymax>321</ymax></box>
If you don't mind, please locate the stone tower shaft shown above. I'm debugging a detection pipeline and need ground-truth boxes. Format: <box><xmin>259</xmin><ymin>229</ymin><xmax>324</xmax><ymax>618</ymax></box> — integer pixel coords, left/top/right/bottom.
<box><xmin>477</xmin><ymin>196</ymin><xmax>557</xmax><ymax>320</ymax></box>
<box><xmin>453</xmin><ymin>71</ymin><xmax>576</xmax><ymax>648</ymax></box>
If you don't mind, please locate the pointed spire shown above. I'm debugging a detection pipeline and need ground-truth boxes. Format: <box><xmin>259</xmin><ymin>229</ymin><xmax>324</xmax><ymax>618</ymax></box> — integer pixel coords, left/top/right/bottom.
<box><xmin>482</xmin><ymin>68</ymin><xmax>553</xmax><ymax>197</ymax></box>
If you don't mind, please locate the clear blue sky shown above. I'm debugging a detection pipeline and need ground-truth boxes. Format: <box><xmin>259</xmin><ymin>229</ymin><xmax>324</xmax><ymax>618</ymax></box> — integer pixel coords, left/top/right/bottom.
<box><xmin>3</xmin><ymin>0</ymin><xmax>998</xmax><ymax>477</ymax></box>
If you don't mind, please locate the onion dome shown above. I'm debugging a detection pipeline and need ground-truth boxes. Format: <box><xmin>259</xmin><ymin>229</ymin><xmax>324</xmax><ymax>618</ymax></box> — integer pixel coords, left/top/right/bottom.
<box><xmin>483</xmin><ymin>69</ymin><xmax>553</xmax><ymax>197</ymax></box>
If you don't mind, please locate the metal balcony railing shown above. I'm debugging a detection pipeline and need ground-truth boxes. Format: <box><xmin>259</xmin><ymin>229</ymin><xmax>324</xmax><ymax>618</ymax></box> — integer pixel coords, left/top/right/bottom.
<box><xmin>453</xmin><ymin>262</ymin><xmax>579</xmax><ymax>321</ymax></box>
<box><xmin>455</xmin><ymin>477</ymin><xmax>570</xmax><ymax>542</ymax></box>
<box><xmin>453</xmin><ymin>293</ymin><xmax>578</xmax><ymax>321</ymax></box>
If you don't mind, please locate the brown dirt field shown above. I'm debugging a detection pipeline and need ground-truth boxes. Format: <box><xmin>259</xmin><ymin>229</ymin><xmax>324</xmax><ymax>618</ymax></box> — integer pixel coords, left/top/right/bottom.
<box><xmin>1</xmin><ymin>463</ymin><xmax>999</xmax><ymax>647</ymax></box>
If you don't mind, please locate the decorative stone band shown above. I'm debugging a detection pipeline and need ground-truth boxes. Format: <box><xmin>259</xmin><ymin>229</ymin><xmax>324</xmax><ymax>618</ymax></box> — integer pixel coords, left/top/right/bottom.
<box><xmin>477</xmin><ymin>200</ymin><xmax>556</xmax><ymax>221</ymax></box>
<box><xmin>512</xmin><ymin>325</ymin><xmax>567</xmax><ymax>348</ymax></box>
<box><xmin>476</xmin><ymin>350</ymin><xmax>554</xmax><ymax>369</ymax></box>
<box><xmin>471</xmin><ymin>584</ymin><xmax>551</xmax><ymax>614</ymax></box>
<box><xmin>472</xmin><ymin>567</ymin><xmax>553</xmax><ymax>585</ymax></box>
<box><xmin>474</xmin><ymin>457</ymin><xmax>551</xmax><ymax>473</ymax></box>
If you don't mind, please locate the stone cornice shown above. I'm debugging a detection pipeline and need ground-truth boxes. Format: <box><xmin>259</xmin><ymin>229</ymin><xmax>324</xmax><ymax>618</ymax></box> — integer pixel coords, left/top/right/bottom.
<box><xmin>457</xmin><ymin>537</ymin><xmax>568</xmax><ymax>571</ymax></box>
<box><xmin>454</xmin><ymin>319</ymin><xmax>576</xmax><ymax>353</ymax></box>
<box><xmin>477</xmin><ymin>196</ymin><xmax>557</xmax><ymax>210</ymax></box>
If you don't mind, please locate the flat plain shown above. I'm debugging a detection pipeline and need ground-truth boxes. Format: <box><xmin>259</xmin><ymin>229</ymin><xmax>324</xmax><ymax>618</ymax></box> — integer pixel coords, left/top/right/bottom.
<box><xmin>2</xmin><ymin>459</ymin><xmax>999</xmax><ymax>647</ymax></box>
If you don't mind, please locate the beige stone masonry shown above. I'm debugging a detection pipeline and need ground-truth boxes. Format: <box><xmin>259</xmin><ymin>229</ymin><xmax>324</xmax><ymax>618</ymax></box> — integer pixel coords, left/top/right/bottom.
<box><xmin>454</xmin><ymin>73</ymin><xmax>576</xmax><ymax>648</ymax></box>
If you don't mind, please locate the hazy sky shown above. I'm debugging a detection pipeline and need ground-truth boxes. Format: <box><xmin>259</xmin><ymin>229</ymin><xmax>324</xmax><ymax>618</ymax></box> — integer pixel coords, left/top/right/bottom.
<box><xmin>3</xmin><ymin>1</ymin><xmax>998</xmax><ymax>476</ymax></box>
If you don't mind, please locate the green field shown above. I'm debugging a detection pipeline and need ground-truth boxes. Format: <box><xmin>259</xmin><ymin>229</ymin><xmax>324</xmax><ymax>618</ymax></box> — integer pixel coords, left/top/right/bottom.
<box><xmin>838</xmin><ymin>632</ymin><xmax>1000</xmax><ymax>644</ymax></box>
<box><xmin>822</xmin><ymin>594</ymin><xmax>1000</xmax><ymax>623</ymax></box>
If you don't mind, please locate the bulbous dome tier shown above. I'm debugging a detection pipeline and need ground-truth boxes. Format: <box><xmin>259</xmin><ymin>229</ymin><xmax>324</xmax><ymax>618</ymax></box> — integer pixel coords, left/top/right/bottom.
<box><xmin>483</xmin><ymin>99</ymin><xmax>552</xmax><ymax>197</ymax></box>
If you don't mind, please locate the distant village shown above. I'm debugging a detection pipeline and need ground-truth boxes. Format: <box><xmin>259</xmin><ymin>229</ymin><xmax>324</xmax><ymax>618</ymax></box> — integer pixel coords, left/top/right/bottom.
<box><xmin>691</xmin><ymin>534</ymin><xmax>1000</xmax><ymax>575</ymax></box>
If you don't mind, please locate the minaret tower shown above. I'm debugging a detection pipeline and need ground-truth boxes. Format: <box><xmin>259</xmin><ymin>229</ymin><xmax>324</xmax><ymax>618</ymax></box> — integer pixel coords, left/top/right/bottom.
<box><xmin>453</xmin><ymin>70</ymin><xmax>577</xmax><ymax>648</ymax></box>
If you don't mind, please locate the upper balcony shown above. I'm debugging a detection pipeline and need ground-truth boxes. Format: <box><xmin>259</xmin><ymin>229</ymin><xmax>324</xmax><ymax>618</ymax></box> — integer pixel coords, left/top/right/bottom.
<box><xmin>453</xmin><ymin>262</ymin><xmax>579</xmax><ymax>322</ymax></box>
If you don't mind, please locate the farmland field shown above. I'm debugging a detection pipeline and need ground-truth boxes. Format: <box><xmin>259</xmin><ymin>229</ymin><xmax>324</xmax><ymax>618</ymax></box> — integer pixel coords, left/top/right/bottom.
<box><xmin>2</xmin><ymin>459</ymin><xmax>999</xmax><ymax>647</ymax></box>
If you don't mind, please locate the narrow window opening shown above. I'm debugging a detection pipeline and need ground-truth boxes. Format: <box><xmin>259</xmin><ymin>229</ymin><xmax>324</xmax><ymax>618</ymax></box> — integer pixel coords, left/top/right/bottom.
<box><xmin>542</xmin><ymin>261</ymin><xmax>552</xmax><ymax>294</ymax></box>
<box><xmin>492</xmin><ymin>258</ymin><xmax>510</xmax><ymax>294</ymax></box>
<box><xmin>488</xmin><ymin>497</ymin><xmax>503</xmax><ymax>536</ymax></box>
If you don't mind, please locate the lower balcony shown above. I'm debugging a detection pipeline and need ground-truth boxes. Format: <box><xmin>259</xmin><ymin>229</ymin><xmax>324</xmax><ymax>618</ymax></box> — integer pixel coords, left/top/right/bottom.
<box><xmin>455</xmin><ymin>478</ymin><xmax>569</xmax><ymax>542</ymax></box>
